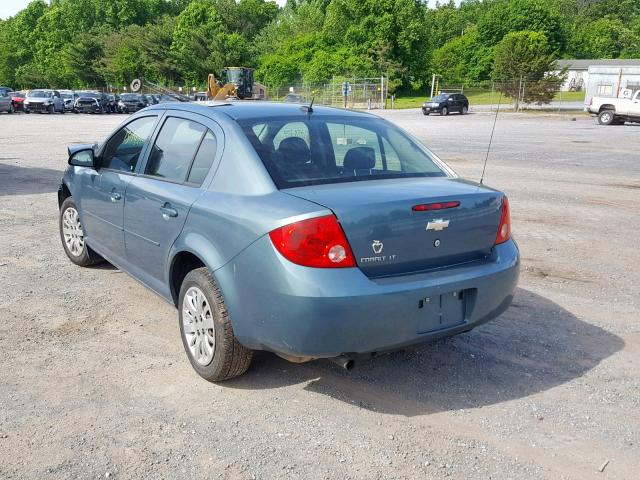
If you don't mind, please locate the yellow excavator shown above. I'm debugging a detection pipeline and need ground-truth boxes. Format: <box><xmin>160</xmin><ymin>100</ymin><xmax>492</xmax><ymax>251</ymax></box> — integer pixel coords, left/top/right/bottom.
<box><xmin>207</xmin><ymin>67</ymin><xmax>267</xmax><ymax>101</ymax></box>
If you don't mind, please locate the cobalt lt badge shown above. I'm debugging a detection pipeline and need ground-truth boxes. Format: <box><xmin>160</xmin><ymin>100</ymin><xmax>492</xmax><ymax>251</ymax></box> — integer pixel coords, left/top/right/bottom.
<box><xmin>372</xmin><ymin>240</ymin><xmax>383</xmax><ymax>254</ymax></box>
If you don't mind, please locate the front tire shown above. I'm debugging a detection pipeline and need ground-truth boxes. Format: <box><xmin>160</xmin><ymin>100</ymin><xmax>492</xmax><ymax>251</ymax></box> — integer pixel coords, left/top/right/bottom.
<box><xmin>48</xmin><ymin>105</ymin><xmax>54</xmax><ymax>114</ymax></box>
<box><xmin>598</xmin><ymin>110</ymin><xmax>615</xmax><ymax>125</ymax></box>
<box><xmin>59</xmin><ymin>197</ymin><xmax>103</xmax><ymax>267</ymax></box>
<box><xmin>440</xmin><ymin>107</ymin><xmax>449</xmax><ymax>116</ymax></box>
<box><xmin>179</xmin><ymin>268</ymin><xmax>253</xmax><ymax>382</ymax></box>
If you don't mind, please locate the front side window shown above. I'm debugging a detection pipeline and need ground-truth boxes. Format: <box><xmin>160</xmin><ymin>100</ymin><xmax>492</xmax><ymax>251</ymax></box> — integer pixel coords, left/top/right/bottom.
<box><xmin>240</xmin><ymin>115</ymin><xmax>446</xmax><ymax>188</ymax></box>
<box><xmin>101</xmin><ymin>116</ymin><xmax>157</xmax><ymax>173</ymax></box>
<box><xmin>145</xmin><ymin>117</ymin><xmax>207</xmax><ymax>182</ymax></box>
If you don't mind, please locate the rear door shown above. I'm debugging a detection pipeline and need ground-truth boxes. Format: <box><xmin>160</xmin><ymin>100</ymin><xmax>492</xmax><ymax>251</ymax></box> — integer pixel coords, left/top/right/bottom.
<box><xmin>630</xmin><ymin>92</ymin><xmax>640</xmax><ymax>116</ymax></box>
<box><xmin>124</xmin><ymin>112</ymin><xmax>221</xmax><ymax>291</ymax></box>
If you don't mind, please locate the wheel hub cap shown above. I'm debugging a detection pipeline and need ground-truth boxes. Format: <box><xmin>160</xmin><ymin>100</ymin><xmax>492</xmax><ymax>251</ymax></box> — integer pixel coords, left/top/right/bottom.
<box><xmin>62</xmin><ymin>207</ymin><xmax>85</xmax><ymax>256</ymax></box>
<box><xmin>182</xmin><ymin>287</ymin><xmax>215</xmax><ymax>365</ymax></box>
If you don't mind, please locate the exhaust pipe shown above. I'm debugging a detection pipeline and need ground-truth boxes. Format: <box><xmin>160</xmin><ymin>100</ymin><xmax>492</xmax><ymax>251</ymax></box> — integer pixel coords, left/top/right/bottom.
<box><xmin>329</xmin><ymin>355</ymin><xmax>354</xmax><ymax>371</ymax></box>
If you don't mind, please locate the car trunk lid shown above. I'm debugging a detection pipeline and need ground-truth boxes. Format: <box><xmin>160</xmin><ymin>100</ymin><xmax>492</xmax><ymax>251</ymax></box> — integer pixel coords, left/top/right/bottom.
<box><xmin>284</xmin><ymin>177</ymin><xmax>503</xmax><ymax>277</ymax></box>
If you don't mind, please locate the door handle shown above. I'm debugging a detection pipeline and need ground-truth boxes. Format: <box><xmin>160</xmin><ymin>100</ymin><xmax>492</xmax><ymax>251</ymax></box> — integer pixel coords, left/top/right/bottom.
<box><xmin>110</xmin><ymin>192</ymin><xmax>122</xmax><ymax>202</ymax></box>
<box><xmin>160</xmin><ymin>204</ymin><xmax>178</xmax><ymax>219</ymax></box>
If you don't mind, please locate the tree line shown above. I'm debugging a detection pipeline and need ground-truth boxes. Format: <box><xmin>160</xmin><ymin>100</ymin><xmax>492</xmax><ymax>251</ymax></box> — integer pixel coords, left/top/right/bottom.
<box><xmin>0</xmin><ymin>0</ymin><xmax>638</xmax><ymax>93</ymax></box>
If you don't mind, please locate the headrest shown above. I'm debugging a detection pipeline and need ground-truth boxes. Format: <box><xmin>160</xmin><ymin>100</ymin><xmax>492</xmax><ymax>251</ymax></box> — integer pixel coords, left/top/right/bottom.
<box><xmin>343</xmin><ymin>147</ymin><xmax>376</xmax><ymax>170</ymax></box>
<box><xmin>277</xmin><ymin>137</ymin><xmax>310</xmax><ymax>164</ymax></box>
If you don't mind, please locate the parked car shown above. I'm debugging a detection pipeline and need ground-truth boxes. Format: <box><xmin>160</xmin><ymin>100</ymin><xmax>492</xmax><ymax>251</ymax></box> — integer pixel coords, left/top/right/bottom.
<box><xmin>117</xmin><ymin>93</ymin><xmax>148</xmax><ymax>113</ymax></box>
<box><xmin>58</xmin><ymin>102</ymin><xmax>519</xmax><ymax>382</ymax></box>
<box><xmin>74</xmin><ymin>91</ymin><xmax>109</xmax><ymax>113</ymax></box>
<box><xmin>0</xmin><ymin>89</ymin><xmax>14</xmax><ymax>114</ymax></box>
<box><xmin>105</xmin><ymin>94</ymin><xmax>120</xmax><ymax>113</ymax></box>
<box><xmin>422</xmin><ymin>92</ymin><xmax>469</xmax><ymax>116</ymax></box>
<box><xmin>282</xmin><ymin>93</ymin><xmax>305</xmax><ymax>103</ymax></box>
<box><xmin>587</xmin><ymin>90</ymin><xmax>640</xmax><ymax>125</ymax></box>
<box><xmin>24</xmin><ymin>89</ymin><xmax>65</xmax><ymax>114</ymax></box>
<box><xmin>9</xmin><ymin>91</ymin><xmax>25</xmax><ymax>111</ymax></box>
<box><xmin>144</xmin><ymin>94</ymin><xmax>159</xmax><ymax>105</ymax></box>
<box><xmin>0</xmin><ymin>86</ymin><xmax>13</xmax><ymax>96</ymax></box>
<box><xmin>59</xmin><ymin>90</ymin><xmax>77</xmax><ymax>112</ymax></box>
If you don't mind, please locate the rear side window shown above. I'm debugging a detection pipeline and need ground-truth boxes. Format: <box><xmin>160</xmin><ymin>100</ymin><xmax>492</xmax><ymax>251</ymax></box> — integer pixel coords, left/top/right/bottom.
<box><xmin>187</xmin><ymin>130</ymin><xmax>217</xmax><ymax>185</ymax></box>
<box><xmin>145</xmin><ymin>117</ymin><xmax>206</xmax><ymax>182</ymax></box>
<box><xmin>101</xmin><ymin>116</ymin><xmax>157</xmax><ymax>172</ymax></box>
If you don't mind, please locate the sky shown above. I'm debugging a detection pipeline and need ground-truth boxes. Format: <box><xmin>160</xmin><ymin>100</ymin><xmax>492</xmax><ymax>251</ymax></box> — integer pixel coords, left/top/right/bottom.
<box><xmin>0</xmin><ymin>0</ymin><xmax>457</xmax><ymax>20</ymax></box>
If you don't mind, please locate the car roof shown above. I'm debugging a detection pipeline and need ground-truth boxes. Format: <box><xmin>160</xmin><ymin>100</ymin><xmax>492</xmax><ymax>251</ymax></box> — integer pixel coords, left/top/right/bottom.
<box><xmin>146</xmin><ymin>101</ymin><xmax>376</xmax><ymax>121</ymax></box>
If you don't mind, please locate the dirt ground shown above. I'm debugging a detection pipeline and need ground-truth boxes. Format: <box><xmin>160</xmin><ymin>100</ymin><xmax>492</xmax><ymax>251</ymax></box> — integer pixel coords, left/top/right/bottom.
<box><xmin>0</xmin><ymin>108</ymin><xmax>638</xmax><ymax>480</ymax></box>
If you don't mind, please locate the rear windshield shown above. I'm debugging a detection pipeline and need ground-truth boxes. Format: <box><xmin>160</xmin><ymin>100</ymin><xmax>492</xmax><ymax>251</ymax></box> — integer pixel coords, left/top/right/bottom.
<box><xmin>239</xmin><ymin>115</ymin><xmax>446</xmax><ymax>188</ymax></box>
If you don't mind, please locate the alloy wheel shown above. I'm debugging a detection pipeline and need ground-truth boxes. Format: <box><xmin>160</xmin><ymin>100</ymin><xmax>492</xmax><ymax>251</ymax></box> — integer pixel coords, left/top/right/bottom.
<box><xmin>182</xmin><ymin>286</ymin><xmax>216</xmax><ymax>366</ymax></box>
<box><xmin>62</xmin><ymin>207</ymin><xmax>85</xmax><ymax>256</ymax></box>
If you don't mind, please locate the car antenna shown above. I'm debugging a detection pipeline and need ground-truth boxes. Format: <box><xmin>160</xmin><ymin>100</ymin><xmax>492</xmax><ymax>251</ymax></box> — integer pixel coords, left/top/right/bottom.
<box><xmin>480</xmin><ymin>91</ymin><xmax>502</xmax><ymax>185</ymax></box>
<box><xmin>301</xmin><ymin>97</ymin><xmax>314</xmax><ymax>114</ymax></box>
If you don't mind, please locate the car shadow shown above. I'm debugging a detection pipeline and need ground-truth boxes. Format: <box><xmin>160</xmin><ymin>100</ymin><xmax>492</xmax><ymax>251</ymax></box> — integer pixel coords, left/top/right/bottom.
<box><xmin>0</xmin><ymin>162</ymin><xmax>62</xmax><ymax>196</ymax></box>
<box><xmin>224</xmin><ymin>288</ymin><xmax>623</xmax><ymax>417</ymax></box>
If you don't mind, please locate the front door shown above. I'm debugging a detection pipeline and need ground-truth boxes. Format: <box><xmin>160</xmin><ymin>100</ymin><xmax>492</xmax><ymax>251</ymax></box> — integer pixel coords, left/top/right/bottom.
<box><xmin>80</xmin><ymin>115</ymin><xmax>158</xmax><ymax>263</ymax></box>
<box><xmin>124</xmin><ymin>114</ymin><xmax>220</xmax><ymax>294</ymax></box>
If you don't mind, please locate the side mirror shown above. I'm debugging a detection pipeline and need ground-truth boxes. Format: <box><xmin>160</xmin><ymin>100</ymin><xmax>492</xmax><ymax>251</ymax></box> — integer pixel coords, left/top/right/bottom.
<box><xmin>448</xmin><ymin>98</ymin><xmax>453</xmax><ymax>102</ymax></box>
<box><xmin>68</xmin><ymin>146</ymin><xmax>95</xmax><ymax>168</ymax></box>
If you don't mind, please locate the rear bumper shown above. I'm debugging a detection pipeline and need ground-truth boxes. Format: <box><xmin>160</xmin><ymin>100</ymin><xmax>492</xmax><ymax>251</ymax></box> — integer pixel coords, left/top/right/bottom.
<box><xmin>215</xmin><ymin>237</ymin><xmax>520</xmax><ymax>358</ymax></box>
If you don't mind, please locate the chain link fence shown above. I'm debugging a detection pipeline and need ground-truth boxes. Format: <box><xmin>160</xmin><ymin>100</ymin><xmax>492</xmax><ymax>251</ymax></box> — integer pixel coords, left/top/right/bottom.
<box><xmin>416</xmin><ymin>76</ymin><xmax>587</xmax><ymax>113</ymax></box>
<box><xmin>266</xmin><ymin>77</ymin><xmax>388</xmax><ymax>109</ymax></box>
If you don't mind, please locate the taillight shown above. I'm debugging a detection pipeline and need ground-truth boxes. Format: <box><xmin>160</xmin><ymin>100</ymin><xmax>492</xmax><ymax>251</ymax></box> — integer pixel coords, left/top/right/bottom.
<box><xmin>269</xmin><ymin>215</ymin><xmax>356</xmax><ymax>268</ymax></box>
<box><xmin>495</xmin><ymin>196</ymin><xmax>511</xmax><ymax>245</ymax></box>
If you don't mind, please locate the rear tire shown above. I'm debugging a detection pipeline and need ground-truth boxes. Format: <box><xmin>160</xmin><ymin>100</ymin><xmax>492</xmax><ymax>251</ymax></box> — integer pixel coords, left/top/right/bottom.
<box><xmin>179</xmin><ymin>268</ymin><xmax>253</xmax><ymax>382</ymax></box>
<box><xmin>59</xmin><ymin>197</ymin><xmax>103</xmax><ymax>267</ymax></box>
<box><xmin>598</xmin><ymin>110</ymin><xmax>615</xmax><ymax>125</ymax></box>
<box><xmin>440</xmin><ymin>107</ymin><xmax>449</xmax><ymax>116</ymax></box>
<box><xmin>461</xmin><ymin>105</ymin><xmax>468</xmax><ymax>115</ymax></box>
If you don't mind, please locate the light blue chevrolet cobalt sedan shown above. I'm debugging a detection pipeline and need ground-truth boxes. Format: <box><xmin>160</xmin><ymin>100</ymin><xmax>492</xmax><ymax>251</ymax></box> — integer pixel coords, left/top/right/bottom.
<box><xmin>58</xmin><ymin>101</ymin><xmax>519</xmax><ymax>381</ymax></box>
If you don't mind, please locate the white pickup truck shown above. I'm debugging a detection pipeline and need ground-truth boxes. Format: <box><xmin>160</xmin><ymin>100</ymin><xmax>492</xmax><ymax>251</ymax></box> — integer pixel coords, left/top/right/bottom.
<box><xmin>587</xmin><ymin>90</ymin><xmax>640</xmax><ymax>125</ymax></box>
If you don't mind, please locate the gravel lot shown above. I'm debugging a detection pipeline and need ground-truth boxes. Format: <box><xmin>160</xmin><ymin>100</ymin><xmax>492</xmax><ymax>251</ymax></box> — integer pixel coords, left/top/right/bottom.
<box><xmin>0</xmin><ymin>109</ymin><xmax>638</xmax><ymax>480</ymax></box>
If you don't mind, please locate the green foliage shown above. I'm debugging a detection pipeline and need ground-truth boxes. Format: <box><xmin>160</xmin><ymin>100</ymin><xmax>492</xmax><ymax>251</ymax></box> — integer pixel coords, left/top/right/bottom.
<box><xmin>432</xmin><ymin>27</ymin><xmax>493</xmax><ymax>84</ymax></box>
<box><xmin>493</xmin><ymin>31</ymin><xmax>566</xmax><ymax>106</ymax></box>
<box><xmin>0</xmin><ymin>0</ymin><xmax>637</xmax><ymax>91</ymax></box>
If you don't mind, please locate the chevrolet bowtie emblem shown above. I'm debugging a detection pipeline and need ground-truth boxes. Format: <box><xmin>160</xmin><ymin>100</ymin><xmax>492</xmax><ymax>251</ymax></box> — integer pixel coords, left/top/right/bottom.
<box><xmin>426</xmin><ymin>219</ymin><xmax>450</xmax><ymax>232</ymax></box>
